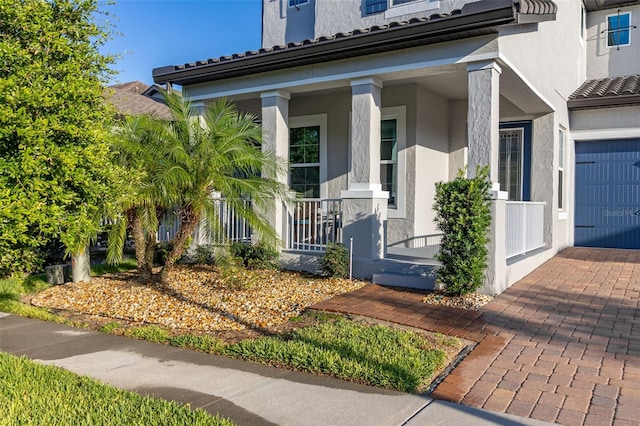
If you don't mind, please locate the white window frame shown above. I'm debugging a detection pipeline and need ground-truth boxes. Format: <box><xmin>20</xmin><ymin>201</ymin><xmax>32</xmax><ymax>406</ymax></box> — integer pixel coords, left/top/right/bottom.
<box><xmin>499</xmin><ymin>127</ymin><xmax>525</xmax><ymax>202</ymax></box>
<box><xmin>385</xmin><ymin>0</ymin><xmax>439</xmax><ymax>19</ymax></box>
<box><xmin>558</xmin><ymin>127</ymin><xmax>566</xmax><ymax>212</ymax></box>
<box><xmin>382</xmin><ymin>106</ymin><xmax>406</xmax><ymax>219</ymax></box>
<box><xmin>605</xmin><ymin>11</ymin><xmax>632</xmax><ymax>48</ymax></box>
<box><xmin>288</xmin><ymin>0</ymin><xmax>310</xmax><ymax>8</ymax></box>
<box><xmin>288</xmin><ymin>114</ymin><xmax>327</xmax><ymax>199</ymax></box>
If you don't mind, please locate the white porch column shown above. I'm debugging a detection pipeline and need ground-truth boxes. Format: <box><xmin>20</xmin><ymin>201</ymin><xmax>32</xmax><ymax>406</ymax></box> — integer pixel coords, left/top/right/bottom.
<box><xmin>341</xmin><ymin>78</ymin><xmax>388</xmax><ymax>274</ymax></box>
<box><xmin>261</xmin><ymin>90</ymin><xmax>290</xmax><ymax>243</ymax></box>
<box><xmin>467</xmin><ymin>61</ymin><xmax>501</xmax><ymax>183</ymax></box>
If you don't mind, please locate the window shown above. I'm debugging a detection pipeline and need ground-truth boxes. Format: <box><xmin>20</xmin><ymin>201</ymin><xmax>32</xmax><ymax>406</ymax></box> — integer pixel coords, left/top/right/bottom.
<box><xmin>378</xmin><ymin>106</ymin><xmax>406</xmax><ymax>217</ymax></box>
<box><xmin>499</xmin><ymin>129</ymin><xmax>524</xmax><ymax>201</ymax></box>
<box><xmin>499</xmin><ymin>121</ymin><xmax>532</xmax><ymax>201</ymax></box>
<box><xmin>289</xmin><ymin>126</ymin><xmax>320</xmax><ymax>197</ymax></box>
<box><xmin>289</xmin><ymin>0</ymin><xmax>309</xmax><ymax>7</ymax></box>
<box><xmin>391</xmin><ymin>0</ymin><xmax>418</xmax><ymax>5</ymax></box>
<box><xmin>365</xmin><ymin>0</ymin><xmax>387</xmax><ymax>14</ymax></box>
<box><xmin>558</xmin><ymin>128</ymin><xmax>566</xmax><ymax>210</ymax></box>
<box><xmin>289</xmin><ymin>115</ymin><xmax>327</xmax><ymax>199</ymax></box>
<box><xmin>606</xmin><ymin>11</ymin><xmax>632</xmax><ymax>48</ymax></box>
<box><xmin>367</xmin><ymin>0</ymin><xmax>439</xmax><ymax>17</ymax></box>
<box><xmin>380</xmin><ymin>119</ymin><xmax>398</xmax><ymax>206</ymax></box>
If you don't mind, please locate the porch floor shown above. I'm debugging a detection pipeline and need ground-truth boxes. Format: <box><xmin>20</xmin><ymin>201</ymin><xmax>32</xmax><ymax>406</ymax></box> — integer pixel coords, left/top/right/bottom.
<box><xmin>385</xmin><ymin>245</ymin><xmax>440</xmax><ymax>264</ymax></box>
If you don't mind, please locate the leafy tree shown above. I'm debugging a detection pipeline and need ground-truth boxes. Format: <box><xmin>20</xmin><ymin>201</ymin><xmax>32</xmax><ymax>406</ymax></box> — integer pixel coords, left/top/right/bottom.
<box><xmin>0</xmin><ymin>0</ymin><xmax>127</xmax><ymax>277</ymax></box>
<box><xmin>433</xmin><ymin>166</ymin><xmax>492</xmax><ymax>295</ymax></box>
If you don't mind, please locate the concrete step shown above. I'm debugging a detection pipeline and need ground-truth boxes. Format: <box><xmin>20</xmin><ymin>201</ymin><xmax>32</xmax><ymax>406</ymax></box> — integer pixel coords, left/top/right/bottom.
<box><xmin>372</xmin><ymin>272</ymin><xmax>436</xmax><ymax>290</ymax></box>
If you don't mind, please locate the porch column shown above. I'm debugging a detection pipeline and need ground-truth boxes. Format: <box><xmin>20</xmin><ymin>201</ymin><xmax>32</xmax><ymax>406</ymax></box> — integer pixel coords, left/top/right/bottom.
<box><xmin>467</xmin><ymin>61</ymin><xmax>506</xmax><ymax>295</ymax></box>
<box><xmin>341</xmin><ymin>77</ymin><xmax>388</xmax><ymax>275</ymax></box>
<box><xmin>467</xmin><ymin>61</ymin><xmax>501</xmax><ymax>182</ymax></box>
<box><xmin>261</xmin><ymin>90</ymin><xmax>290</xmax><ymax>244</ymax></box>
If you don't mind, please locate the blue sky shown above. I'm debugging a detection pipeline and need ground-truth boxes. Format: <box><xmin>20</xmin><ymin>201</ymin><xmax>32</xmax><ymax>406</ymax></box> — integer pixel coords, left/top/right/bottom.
<box><xmin>100</xmin><ymin>0</ymin><xmax>263</xmax><ymax>85</ymax></box>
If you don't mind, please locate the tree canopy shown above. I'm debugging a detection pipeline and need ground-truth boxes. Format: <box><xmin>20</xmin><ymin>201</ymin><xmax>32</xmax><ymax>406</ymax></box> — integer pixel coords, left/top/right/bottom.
<box><xmin>0</xmin><ymin>0</ymin><xmax>128</xmax><ymax>276</ymax></box>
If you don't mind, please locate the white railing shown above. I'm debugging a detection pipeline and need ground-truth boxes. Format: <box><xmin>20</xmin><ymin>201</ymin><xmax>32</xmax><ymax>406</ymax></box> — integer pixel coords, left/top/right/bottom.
<box><xmin>157</xmin><ymin>199</ymin><xmax>252</xmax><ymax>245</ymax></box>
<box><xmin>286</xmin><ymin>198</ymin><xmax>342</xmax><ymax>252</ymax></box>
<box><xmin>506</xmin><ymin>201</ymin><xmax>546</xmax><ymax>259</ymax></box>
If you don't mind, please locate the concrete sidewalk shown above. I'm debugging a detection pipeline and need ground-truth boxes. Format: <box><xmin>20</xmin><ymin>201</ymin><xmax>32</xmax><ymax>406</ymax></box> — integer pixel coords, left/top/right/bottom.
<box><xmin>0</xmin><ymin>313</ymin><xmax>552</xmax><ymax>425</ymax></box>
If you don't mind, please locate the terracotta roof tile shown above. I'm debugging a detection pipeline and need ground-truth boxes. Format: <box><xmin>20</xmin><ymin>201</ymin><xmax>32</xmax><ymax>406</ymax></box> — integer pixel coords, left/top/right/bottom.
<box><xmin>568</xmin><ymin>75</ymin><xmax>640</xmax><ymax>109</ymax></box>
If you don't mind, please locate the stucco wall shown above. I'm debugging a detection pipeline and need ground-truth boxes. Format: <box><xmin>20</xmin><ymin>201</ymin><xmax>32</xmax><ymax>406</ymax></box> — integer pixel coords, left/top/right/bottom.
<box><xmin>289</xmin><ymin>90</ymin><xmax>352</xmax><ymax>198</ymax></box>
<box><xmin>263</xmin><ymin>0</ymin><xmax>474</xmax><ymax>46</ymax></box>
<box><xmin>414</xmin><ymin>85</ymin><xmax>449</xmax><ymax>243</ymax></box>
<box><xmin>570</xmin><ymin>105</ymin><xmax>640</xmax><ymax>132</ymax></box>
<box><xmin>498</xmin><ymin>2</ymin><xmax>586</xmax><ymax>107</ymax></box>
<box><xmin>586</xmin><ymin>5</ymin><xmax>640</xmax><ymax>79</ymax></box>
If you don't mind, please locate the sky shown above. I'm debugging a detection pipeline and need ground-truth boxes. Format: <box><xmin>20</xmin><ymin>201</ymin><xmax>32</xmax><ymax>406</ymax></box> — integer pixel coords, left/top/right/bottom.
<box><xmin>99</xmin><ymin>0</ymin><xmax>263</xmax><ymax>86</ymax></box>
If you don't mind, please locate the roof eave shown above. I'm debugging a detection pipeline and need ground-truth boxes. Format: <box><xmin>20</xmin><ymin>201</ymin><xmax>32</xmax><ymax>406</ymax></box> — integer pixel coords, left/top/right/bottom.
<box><xmin>153</xmin><ymin>5</ymin><xmax>517</xmax><ymax>86</ymax></box>
<box><xmin>568</xmin><ymin>95</ymin><xmax>640</xmax><ymax>110</ymax></box>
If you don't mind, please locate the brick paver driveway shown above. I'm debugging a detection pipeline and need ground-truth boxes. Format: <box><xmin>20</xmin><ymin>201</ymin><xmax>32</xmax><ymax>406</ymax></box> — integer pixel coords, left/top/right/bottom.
<box><xmin>312</xmin><ymin>248</ymin><xmax>640</xmax><ymax>426</ymax></box>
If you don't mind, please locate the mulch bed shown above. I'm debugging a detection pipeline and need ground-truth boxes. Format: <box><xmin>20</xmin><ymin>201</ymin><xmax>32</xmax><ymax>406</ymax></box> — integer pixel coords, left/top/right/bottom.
<box><xmin>31</xmin><ymin>266</ymin><xmax>366</xmax><ymax>342</ymax></box>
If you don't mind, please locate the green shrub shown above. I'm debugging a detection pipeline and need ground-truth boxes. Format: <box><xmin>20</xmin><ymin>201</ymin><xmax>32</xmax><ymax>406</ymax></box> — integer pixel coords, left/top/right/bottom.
<box><xmin>194</xmin><ymin>245</ymin><xmax>217</xmax><ymax>265</ymax></box>
<box><xmin>433</xmin><ymin>166</ymin><xmax>492</xmax><ymax>296</ymax></box>
<box><xmin>319</xmin><ymin>242</ymin><xmax>349</xmax><ymax>278</ymax></box>
<box><xmin>228</xmin><ymin>242</ymin><xmax>278</xmax><ymax>270</ymax></box>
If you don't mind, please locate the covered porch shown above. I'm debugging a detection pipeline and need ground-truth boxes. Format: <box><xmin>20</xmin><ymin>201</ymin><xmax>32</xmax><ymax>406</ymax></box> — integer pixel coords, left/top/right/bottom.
<box><xmin>166</xmin><ymin>37</ymin><xmax>556</xmax><ymax>295</ymax></box>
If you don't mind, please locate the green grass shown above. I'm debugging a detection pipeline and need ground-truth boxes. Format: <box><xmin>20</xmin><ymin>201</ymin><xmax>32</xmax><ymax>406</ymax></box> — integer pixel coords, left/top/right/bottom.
<box><xmin>90</xmin><ymin>258</ymin><xmax>137</xmax><ymax>277</ymax></box>
<box><xmin>223</xmin><ymin>318</ymin><xmax>447</xmax><ymax>393</ymax></box>
<box><xmin>0</xmin><ymin>353</ymin><xmax>234</xmax><ymax>425</ymax></box>
<box><xmin>169</xmin><ymin>334</ymin><xmax>226</xmax><ymax>354</ymax></box>
<box><xmin>123</xmin><ymin>325</ymin><xmax>171</xmax><ymax>343</ymax></box>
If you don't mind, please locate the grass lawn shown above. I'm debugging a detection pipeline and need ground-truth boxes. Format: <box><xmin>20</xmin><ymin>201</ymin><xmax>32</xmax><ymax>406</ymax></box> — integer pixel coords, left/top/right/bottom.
<box><xmin>0</xmin><ymin>353</ymin><xmax>233</xmax><ymax>425</ymax></box>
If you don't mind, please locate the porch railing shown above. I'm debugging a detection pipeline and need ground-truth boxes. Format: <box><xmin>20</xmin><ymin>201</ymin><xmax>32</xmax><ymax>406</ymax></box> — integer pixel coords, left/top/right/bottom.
<box><xmin>506</xmin><ymin>201</ymin><xmax>546</xmax><ymax>259</ymax></box>
<box><xmin>157</xmin><ymin>198</ymin><xmax>252</xmax><ymax>245</ymax></box>
<box><xmin>286</xmin><ymin>198</ymin><xmax>342</xmax><ymax>252</ymax></box>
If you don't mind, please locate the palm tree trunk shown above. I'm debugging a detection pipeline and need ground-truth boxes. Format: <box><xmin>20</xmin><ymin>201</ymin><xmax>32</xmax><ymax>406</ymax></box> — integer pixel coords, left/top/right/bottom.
<box><xmin>129</xmin><ymin>210</ymin><xmax>149</xmax><ymax>277</ymax></box>
<box><xmin>159</xmin><ymin>207</ymin><xmax>199</xmax><ymax>283</ymax></box>
<box><xmin>143</xmin><ymin>233</ymin><xmax>156</xmax><ymax>279</ymax></box>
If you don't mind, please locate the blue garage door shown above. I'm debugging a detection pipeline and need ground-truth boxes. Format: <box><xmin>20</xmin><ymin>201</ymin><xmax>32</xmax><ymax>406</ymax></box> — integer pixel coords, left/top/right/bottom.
<box><xmin>575</xmin><ymin>139</ymin><xmax>640</xmax><ymax>249</ymax></box>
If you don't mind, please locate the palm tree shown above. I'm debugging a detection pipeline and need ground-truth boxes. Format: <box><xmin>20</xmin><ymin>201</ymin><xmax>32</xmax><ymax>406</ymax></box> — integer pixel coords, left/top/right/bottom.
<box><xmin>152</xmin><ymin>91</ymin><xmax>286</xmax><ymax>283</ymax></box>
<box><xmin>107</xmin><ymin>114</ymin><xmax>171</xmax><ymax>280</ymax></box>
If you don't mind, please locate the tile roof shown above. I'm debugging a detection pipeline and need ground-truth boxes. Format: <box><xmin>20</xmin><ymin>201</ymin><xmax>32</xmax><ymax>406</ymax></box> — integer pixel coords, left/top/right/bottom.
<box><xmin>106</xmin><ymin>82</ymin><xmax>172</xmax><ymax>120</ymax></box>
<box><xmin>568</xmin><ymin>75</ymin><xmax>640</xmax><ymax>109</ymax></box>
<box><xmin>153</xmin><ymin>0</ymin><xmax>556</xmax><ymax>86</ymax></box>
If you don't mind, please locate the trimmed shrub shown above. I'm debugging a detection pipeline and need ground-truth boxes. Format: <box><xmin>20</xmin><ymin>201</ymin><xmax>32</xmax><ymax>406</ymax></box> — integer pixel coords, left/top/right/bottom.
<box><xmin>228</xmin><ymin>242</ymin><xmax>278</xmax><ymax>270</ymax></box>
<box><xmin>433</xmin><ymin>166</ymin><xmax>492</xmax><ymax>295</ymax></box>
<box><xmin>319</xmin><ymin>242</ymin><xmax>349</xmax><ymax>278</ymax></box>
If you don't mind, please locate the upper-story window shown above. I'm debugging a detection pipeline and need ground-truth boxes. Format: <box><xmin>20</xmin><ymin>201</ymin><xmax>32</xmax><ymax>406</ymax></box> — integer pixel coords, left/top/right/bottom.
<box><xmin>289</xmin><ymin>0</ymin><xmax>309</xmax><ymax>8</ymax></box>
<box><xmin>606</xmin><ymin>11</ymin><xmax>632</xmax><ymax>48</ymax></box>
<box><xmin>365</xmin><ymin>0</ymin><xmax>439</xmax><ymax>17</ymax></box>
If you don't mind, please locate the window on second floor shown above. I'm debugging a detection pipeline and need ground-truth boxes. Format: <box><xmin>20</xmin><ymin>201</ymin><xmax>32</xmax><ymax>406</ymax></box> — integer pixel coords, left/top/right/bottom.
<box><xmin>289</xmin><ymin>0</ymin><xmax>309</xmax><ymax>8</ymax></box>
<box><xmin>365</xmin><ymin>0</ymin><xmax>439</xmax><ymax>17</ymax></box>
<box><xmin>606</xmin><ymin>11</ymin><xmax>632</xmax><ymax>48</ymax></box>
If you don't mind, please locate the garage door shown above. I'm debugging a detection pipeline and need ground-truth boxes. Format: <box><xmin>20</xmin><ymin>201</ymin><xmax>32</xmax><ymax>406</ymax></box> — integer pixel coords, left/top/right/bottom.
<box><xmin>575</xmin><ymin>139</ymin><xmax>640</xmax><ymax>249</ymax></box>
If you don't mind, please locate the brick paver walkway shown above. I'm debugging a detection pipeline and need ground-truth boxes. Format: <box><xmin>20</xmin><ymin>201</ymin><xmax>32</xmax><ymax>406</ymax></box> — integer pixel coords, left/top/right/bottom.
<box><xmin>311</xmin><ymin>247</ymin><xmax>640</xmax><ymax>426</ymax></box>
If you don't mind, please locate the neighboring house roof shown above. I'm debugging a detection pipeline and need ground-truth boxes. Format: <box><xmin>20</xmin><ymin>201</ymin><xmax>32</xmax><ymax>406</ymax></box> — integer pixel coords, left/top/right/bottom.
<box><xmin>153</xmin><ymin>0</ymin><xmax>557</xmax><ymax>86</ymax></box>
<box><xmin>568</xmin><ymin>75</ymin><xmax>640</xmax><ymax>109</ymax></box>
<box><xmin>106</xmin><ymin>81</ymin><xmax>173</xmax><ymax>120</ymax></box>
